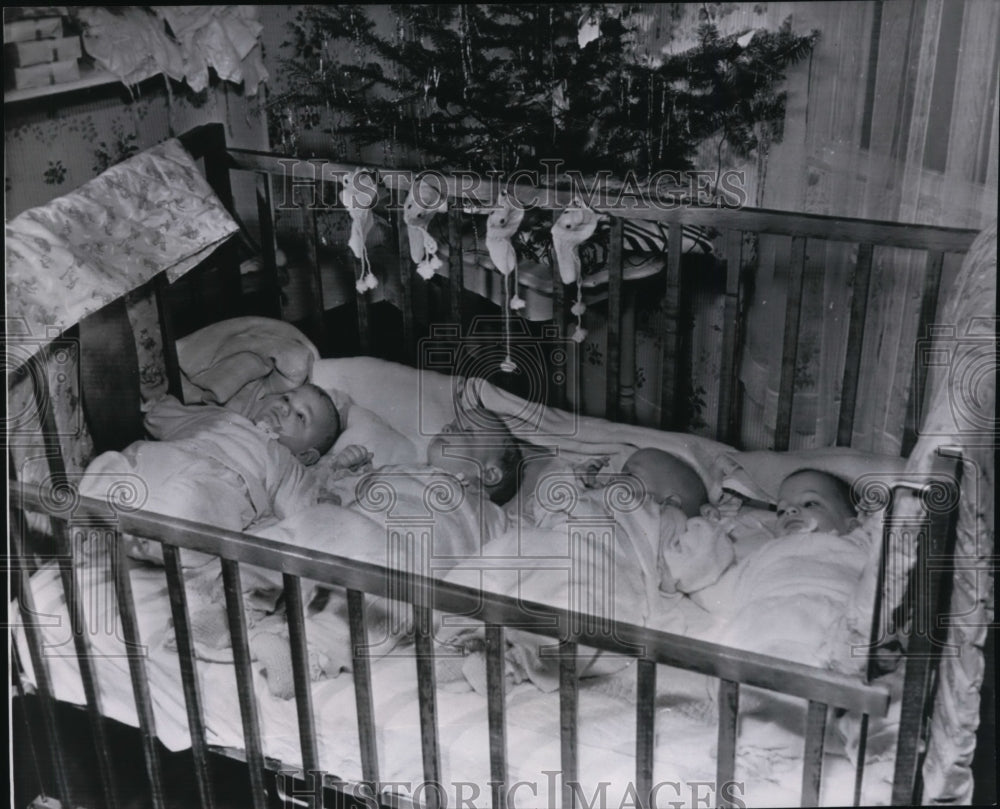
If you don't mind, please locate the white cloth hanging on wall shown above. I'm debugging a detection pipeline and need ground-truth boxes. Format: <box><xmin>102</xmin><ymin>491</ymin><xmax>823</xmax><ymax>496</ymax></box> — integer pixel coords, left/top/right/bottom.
<box><xmin>77</xmin><ymin>5</ymin><xmax>268</xmax><ymax>95</ymax></box>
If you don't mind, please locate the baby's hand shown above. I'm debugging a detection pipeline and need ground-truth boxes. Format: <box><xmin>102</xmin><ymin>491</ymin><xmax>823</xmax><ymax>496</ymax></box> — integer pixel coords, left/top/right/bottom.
<box><xmin>317</xmin><ymin>487</ymin><xmax>342</xmax><ymax>506</ymax></box>
<box><xmin>574</xmin><ymin>455</ymin><xmax>611</xmax><ymax>488</ymax></box>
<box><xmin>331</xmin><ymin>445</ymin><xmax>374</xmax><ymax>472</ymax></box>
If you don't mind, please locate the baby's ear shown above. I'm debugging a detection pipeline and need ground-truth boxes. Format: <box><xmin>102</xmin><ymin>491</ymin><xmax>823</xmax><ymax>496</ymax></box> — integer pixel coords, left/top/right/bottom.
<box><xmin>297</xmin><ymin>448</ymin><xmax>321</xmax><ymax>467</ymax></box>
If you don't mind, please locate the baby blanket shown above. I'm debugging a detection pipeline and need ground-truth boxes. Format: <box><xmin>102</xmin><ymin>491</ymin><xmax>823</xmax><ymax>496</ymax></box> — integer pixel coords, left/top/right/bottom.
<box><xmin>6</xmin><ymin>138</ymin><xmax>238</xmax><ymax>362</ymax></box>
<box><xmin>177</xmin><ymin>316</ymin><xmax>319</xmax><ymax>410</ymax></box>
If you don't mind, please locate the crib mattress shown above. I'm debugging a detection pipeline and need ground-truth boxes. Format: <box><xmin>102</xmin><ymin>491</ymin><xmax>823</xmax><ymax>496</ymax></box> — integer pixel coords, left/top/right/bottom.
<box><xmin>16</xmin><ymin>554</ymin><xmax>897</xmax><ymax>809</ymax></box>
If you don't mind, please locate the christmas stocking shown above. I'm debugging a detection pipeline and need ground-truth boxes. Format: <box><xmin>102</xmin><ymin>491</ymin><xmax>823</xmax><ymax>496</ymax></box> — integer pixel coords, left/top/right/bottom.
<box><xmin>403</xmin><ymin>175</ymin><xmax>448</xmax><ymax>279</ymax></box>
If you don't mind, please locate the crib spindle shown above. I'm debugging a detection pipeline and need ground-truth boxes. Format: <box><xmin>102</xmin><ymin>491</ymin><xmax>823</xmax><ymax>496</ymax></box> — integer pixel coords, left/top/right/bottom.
<box><xmin>11</xmin><ymin>513</ymin><xmax>75</xmax><ymax>809</ymax></box>
<box><xmin>550</xmin><ymin>212</ymin><xmax>568</xmax><ymax>410</ymax></box>
<box><xmin>55</xmin><ymin>518</ymin><xmax>121</xmax><ymax>809</ymax></box>
<box><xmin>255</xmin><ymin>171</ymin><xmax>284</xmax><ymax>320</ymax></box>
<box><xmin>852</xmin><ymin>713</ymin><xmax>870</xmax><ymax>806</ymax></box>
<box><xmin>220</xmin><ymin>559</ymin><xmax>268</xmax><ymax>809</ymax></box>
<box><xmin>605</xmin><ymin>218</ymin><xmax>625</xmax><ymax>423</ymax></box>
<box><xmin>659</xmin><ymin>222</ymin><xmax>684</xmax><ymax>431</ymax></box>
<box><xmin>559</xmin><ymin>640</ymin><xmax>579</xmax><ymax>809</ymax></box>
<box><xmin>800</xmin><ymin>700</ymin><xmax>829</xmax><ymax>805</ymax></box>
<box><xmin>891</xmin><ymin>489</ymin><xmax>958</xmax><ymax>805</ymax></box>
<box><xmin>301</xmin><ymin>203</ymin><xmax>330</xmax><ymax>355</ymax></box>
<box><xmin>109</xmin><ymin>529</ymin><xmax>166</xmax><ymax>809</ymax></box>
<box><xmin>484</xmin><ymin>624</ymin><xmax>510</xmax><ymax>809</ymax></box>
<box><xmin>413</xmin><ymin>603</ymin><xmax>442</xmax><ymax>808</ymax></box>
<box><xmin>902</xmin><ymin>249</ymin><xmax>946</xmax><ymax>455</ymax></box>
<box><xmin>162</xmin><ymin>544</ymin><xmax>216</xmax><ymax>809</ymax></box>
<box><xmin>448</xmin><ymin>209</ymin><xmax>465</xmax><ymax>327</ymax></box>
<box><xmin>346</xmin><ymin>589</ymin><xmax>380</xmax><ymax>787</ymax></box>
<box><xmin>715</xmin><ymin>678</ymin><xmax>740</xmax><ymax>808</ymax></box>
<box><xmin>283</xmin><ymin>573</ymin><xmax>323</xmax><ymax>804</ymax></box>
<box><xmin>837</xmin><ymin>242</ymin><xmax>874</xmax><ymax>447</ymax></box>
<box><xmin>718</xmin><ymin>230</ymin><xmax>744</xmax><ymax>446</ymax></box>
<box><xmin>634</xmin><ymin>659</ymin><xmax>656</xmax><ymax>809</ymax></box>
<box><xmin>775</xmin><ymin>236</ymin><xmax>808</xmax><ymax>451</ymax></box>
<box><xmin>397</xmin><ymin>209</ymin><xmax>417</xmax><ymax>365</ymax></box>
<box><xmin>154</xmin><ymin>272</ymin><xmax>185</xmax><ymax>398</ymax></box>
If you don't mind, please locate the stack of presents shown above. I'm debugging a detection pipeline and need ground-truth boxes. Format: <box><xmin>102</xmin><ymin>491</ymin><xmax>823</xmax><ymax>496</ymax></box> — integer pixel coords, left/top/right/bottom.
<box><xmin>4</xmin><ymin>7</ymin><xmax>83</xmax><ymax>91</ymax></box>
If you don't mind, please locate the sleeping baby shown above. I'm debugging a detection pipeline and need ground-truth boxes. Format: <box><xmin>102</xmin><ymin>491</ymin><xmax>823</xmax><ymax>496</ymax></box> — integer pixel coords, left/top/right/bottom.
<box><xmin>658</xmin><ymin>467</ymin><xmax>880</xmax><ymax>672</ymax></box>
<box><xmin>80</xmin><ymin>382</ymin><xmax>345</xmax><ymax>566</ymax></box>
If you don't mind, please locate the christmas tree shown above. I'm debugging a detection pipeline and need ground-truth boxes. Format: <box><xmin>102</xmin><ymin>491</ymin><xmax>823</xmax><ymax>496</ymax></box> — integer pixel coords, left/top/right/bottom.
<box><xmin>272</xmin><ymin>4</ymin><xmax>819</xmax><ymax>183</ymax></box>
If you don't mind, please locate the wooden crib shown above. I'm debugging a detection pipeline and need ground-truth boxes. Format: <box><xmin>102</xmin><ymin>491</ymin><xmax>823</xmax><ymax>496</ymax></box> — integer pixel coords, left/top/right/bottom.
<box><xmin>8</xmin><ymin>123</ymin><xmax>987</xmax><ymax>809</ymax></box>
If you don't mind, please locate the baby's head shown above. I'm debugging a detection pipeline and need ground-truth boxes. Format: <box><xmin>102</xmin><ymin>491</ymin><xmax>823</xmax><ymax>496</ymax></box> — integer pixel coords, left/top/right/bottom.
<box><xmin>248</xmin><ymin>383</ymin><xmax>341</xmax><ymax>466</ymax></box>
<box><xmin>427</xmin><ymin>408</ymin><xmax>523</xmax><ymax>505</ymax></box>
<box><xmin>775</xmin><ymin>469</ymin><xmax>859</xmax><ymax>536</ymax></box>
<box><xmin>622</xmin><ymin>448</ymin><xmax>708</xmax><ymax>518</ymax></box>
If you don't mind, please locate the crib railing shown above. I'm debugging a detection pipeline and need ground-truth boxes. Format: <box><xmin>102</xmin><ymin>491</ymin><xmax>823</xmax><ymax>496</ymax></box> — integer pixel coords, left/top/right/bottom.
<box><xmin>15</xmin><ymin>479</ymin><xmax>959</xmax><ymax>809</ymax></box>
<box><xmin>172</xmin><ymin>121</ymin><xmax>982</xmax><ymax>452</ymax></box>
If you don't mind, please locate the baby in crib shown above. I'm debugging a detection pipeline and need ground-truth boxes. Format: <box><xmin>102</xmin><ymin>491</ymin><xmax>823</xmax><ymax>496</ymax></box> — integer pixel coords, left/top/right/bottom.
<box><xmin>774</xmin><ymin>468</ymin><xmax>860</xmax><ymax>536</ymax></box>
<box><xmin>333</xmin><ymin>406</ymin><xmax>523</xmax><ymax>525</ymax></box>
<box><xmin>577</xmin><ymin>447</ymin><xmax>709</xmax><ymax>517</ymax></box>
<box><xmin>81</xmin><ymin>383</ymin><xmax>348</xmax><ymax>564</ymax></box>
<box><xmin>656</xmin><ymin>466</ymin><xmax>882</xmax><ymax>672</ymax></box>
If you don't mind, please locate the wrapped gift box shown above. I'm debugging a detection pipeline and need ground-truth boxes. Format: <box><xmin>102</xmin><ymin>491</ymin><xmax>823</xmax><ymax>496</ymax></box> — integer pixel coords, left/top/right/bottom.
<box><xmin>10</xmin><ymin>58</ymin><xmax>80</xmax><ymax>90</ymax></box>
<box><xmin>3</xmin><ymin>16</ymin><xmax>62</xmax><ymax>43</ymax></box>
<box><xmin>5</xmin><ymin>35</ymin><xmax>81</xmax><ymax>68</ymax></box>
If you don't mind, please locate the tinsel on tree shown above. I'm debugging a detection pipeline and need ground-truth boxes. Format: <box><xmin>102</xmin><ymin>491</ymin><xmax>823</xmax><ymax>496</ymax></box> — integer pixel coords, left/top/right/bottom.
<box><xmin>272</xmin><ymin>4</ymin><xmax>819</xmax><ymax>182</ymax></box>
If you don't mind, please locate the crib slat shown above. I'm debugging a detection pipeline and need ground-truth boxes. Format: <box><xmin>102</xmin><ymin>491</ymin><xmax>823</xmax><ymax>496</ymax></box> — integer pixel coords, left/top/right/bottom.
<box><xmin>154</xmin><ymin>272</ymin><xmax>184</xmax><ymax>398</ymax></box>
<box><xmin>448</xmin><ymin>209</ymin><xmax>465</xmax><ymax>326</ymax></box>
<box><xmin>301</xmin><ymin>204</ymin><xmax>330</xmax><ymax>355</ymax></box>
<box><xmin>902</xmin><ymin>249</ymin><xmax>945</xmax><ymax>455</ymax></box>
<box><xmin>220</xmin><ymin>559</ymin><xmax>268</xmax><ymax>809</ymax></box>
<box><xmin>659</xmin><ymin>222</ymin><xmax>683</xmax><ymax>430</ymax></box>
<box><xmin>11</xmin><ymin>513</ymin><xmax>74</xmax><ymax>809</ymax></box>
<box><xmin>283</xmin><ymin>574</ymin><xmax>322</xmax><ymax>801</ymax></box>
<box><xmin>347</xmin><ymin>589</ymin><xmax>380</xmax><ymax>788</ymax></box>
<box><xmin>775</xmin><ymin>236</ymin><xmax>807</xmax><ymax>451</ymax></box>
<box><xmin>255</xmin><ymin>171</ymin><xmax>284</xmax><ymax>319</ymax></box>
<box><xmin>892</xmin><ymin>500</ymin><xmax>957</xmax><ymax>805</ymax></box>
<box><xmin>716</xmin><ymin>679</ymin><xmax>740</xmax><ymax>807</ymax></box>
<box><xmin>484</xmin><ymin>624</ymin><xmax>509</xmax><ymax>809</ymax></box>
<box><xmin>852</xmin><ymin>713</ymin><xmax>870</xmax><ymax>805</ymax></box>
<box><xmin>718</xmin><ymin>229</ymin><xmax>743</xmax><ymax>446</ymax></box>
<box><xmin>110</xmin><ymin>529</ymin><xmax>166</xmax><ymax>808</ymax></box>
<box><xmin>162</xmin><ymin>544</ymin><xmax>216</xmax><ymax>809</ymax></box>
<box><xmin>837</xmin><ymin>242</ymin><xmax>874</xmax><ymax>447</ymax></box>
<box><xmin>56</xmin><ymin>521</ymin><xmax>121</xmax><ymax>809</ymax></box>
<box><xmin>635</xmin><ymin>659</ymin><xmax>656</xmax><ymax>807</ymax></box>
<box><xmin>550</xmin><ymin>212</ymin><xmax>568</xmax><ymax>410</ymax></box>
<box><xmin>800</xmin><ymin>700</ymin><xmax>828</xmax><ymax>806</ymax></box>
<box><xmin>413</xmin><ymin>603</ymin><xmax>442</xmax><ymax>808</ymax></box>
<box><xmin>397</xmin><ymin>209</ymin><xmax>416</xmax><ymax>365</ymax></box>
<box><xmin>559</xmin><ymin>640</ymin><xmax>578</xmax><ymax>809</ymax></box>
<box><xmin>605</xmin><ymin>217</ymin><xmax>625</xmax><ymax>423</ymax></box>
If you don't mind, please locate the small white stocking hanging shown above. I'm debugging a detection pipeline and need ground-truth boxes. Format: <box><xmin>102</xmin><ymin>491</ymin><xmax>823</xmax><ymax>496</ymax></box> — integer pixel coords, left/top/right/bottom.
<box><xmin>340</xmin><ymin>168</ymin><xmax>378</xmax><ymax>293</ymax></box>
<box><xmin>403</xmin><ymin>175</ymin><xmax>448</xmax><ymax>279</ymax></box>
<box><xmin>551</xmin><ymin>197</ymin><xmax>599</xmax><ymax>284</ymax></box>
<box><xmin>486</xmin><ymin>190</ymin><xmax>526</xmax><ymax>370</ymax></box>
<box><xmin>551</xmin><ymin>197</ymin><xmax>598</xmax><ymax>342</ymax></box>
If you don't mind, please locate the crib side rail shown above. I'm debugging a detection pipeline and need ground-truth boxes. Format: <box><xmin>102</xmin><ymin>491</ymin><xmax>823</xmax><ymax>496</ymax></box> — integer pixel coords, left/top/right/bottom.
<box><xmin>12</xmin><ymin>480</ymin><xmax>893</xmax><ymax>809</ymax></box>
<box><xmin>220</xmin><ymin>144</ymin><xmax>978</xmax><ymax>451</ymax></box>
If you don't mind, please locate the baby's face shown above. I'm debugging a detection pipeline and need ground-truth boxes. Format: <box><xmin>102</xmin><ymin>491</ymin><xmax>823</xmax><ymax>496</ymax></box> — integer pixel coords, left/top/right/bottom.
<box><xmin>658</xmin><ymin>513</ymin><xmax>734</xmax><ymax>595</ymax></box>
<box><xmin>249</xmin><ymin>386</ymin><xmax>337</xmax><ymax>456</ymax></box>
<box><xmin>775</xmin><ymin>472</ymin><xmax>854</xmax><ymax>536</ymax></box>
<box><xmin>427</xmin><ymin>418</ymin><xmax>505</xmax><ymax>484</ymax></box>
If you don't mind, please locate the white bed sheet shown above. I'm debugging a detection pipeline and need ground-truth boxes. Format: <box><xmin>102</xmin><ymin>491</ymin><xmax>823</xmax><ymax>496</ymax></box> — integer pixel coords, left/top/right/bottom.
<box><xmin>16</xmin><ymin>554</ymin><xmax>896</xmax><ymax>808</ymax></box>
